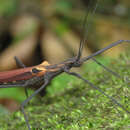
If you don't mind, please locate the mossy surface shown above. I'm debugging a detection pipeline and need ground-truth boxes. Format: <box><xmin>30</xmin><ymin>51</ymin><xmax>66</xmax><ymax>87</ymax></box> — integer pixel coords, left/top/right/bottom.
<box><xmin>0</xmin><ymin>53</ymin><xmax>129</xmax><ymax>130</ymax></box>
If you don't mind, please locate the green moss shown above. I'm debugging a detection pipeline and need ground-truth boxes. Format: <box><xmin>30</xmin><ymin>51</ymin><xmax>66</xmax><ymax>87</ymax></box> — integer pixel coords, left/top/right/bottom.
<box><xmin>0</xmin><ymin>53</ymin><xmax>129</xmax><ymax>130</ymax></box>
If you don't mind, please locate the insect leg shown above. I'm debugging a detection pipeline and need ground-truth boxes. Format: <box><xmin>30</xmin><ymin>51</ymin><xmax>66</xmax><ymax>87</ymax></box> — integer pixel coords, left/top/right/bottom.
<box><xmin>64</xmin><ymin>69</ymin><xmax>130</xmax><ymax>114</ymax></box>
<box><xmin>91</xmin><ymin>57</ymin><xmax>121</xmax><ymax>78</ymax></box>
<box><xmin>0</xmin><ymin>84</ymin><xmax>27</xmax><ymax>88</ymax></box>
<box><xmin>14</xmin><ymin>56</ymin><xmax>26</xmax><ymax>68</ymax></box>
<box><xmin>20</xmin><ymin>80</ymin><xmax>49</xmax><ymax>130</ymax></box>
<box><xmin>14</xmin><ymin>56</ymin><xmax>29</xmax><ymax>98</ymax></box>
<box><xmin>81</xmin><ymin>40</ymin><xmax>130</xmax><ymax>63</ymax></box>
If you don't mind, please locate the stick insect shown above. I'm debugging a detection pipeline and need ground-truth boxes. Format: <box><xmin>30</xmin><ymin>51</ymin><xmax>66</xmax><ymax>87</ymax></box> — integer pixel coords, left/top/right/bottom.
<box><xmin>0</xmin><ymin>0</ymin><xmax>130</xmax><ymax>129</ymax></box>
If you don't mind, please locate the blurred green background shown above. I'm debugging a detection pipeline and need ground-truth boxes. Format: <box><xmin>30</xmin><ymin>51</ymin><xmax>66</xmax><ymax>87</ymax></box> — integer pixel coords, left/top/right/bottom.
<box><xmin>0</xmin><ymin>0</ymin><xmax>130</xmax><ymax>69</ymax></box>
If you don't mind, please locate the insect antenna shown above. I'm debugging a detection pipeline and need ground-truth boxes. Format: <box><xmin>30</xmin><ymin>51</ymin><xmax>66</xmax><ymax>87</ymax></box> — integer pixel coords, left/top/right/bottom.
<box><xmin>76</xmin><ymin>0</ymin><xmax>98</xmax><ymax>61</ymax></box>
<box><xmin>75</xmin><ymin>0</ymin><xmax>128</xmax><ymax>81</ymax></box>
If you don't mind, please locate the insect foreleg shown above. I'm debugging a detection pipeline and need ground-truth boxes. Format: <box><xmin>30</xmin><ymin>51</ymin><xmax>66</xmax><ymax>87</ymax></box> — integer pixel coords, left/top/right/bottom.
<box><xmin>64</xmin><ymin>69</ymin><xmax>130</xmax><ymax>114</ymax></box>
<box><xmin>20</xmin><ymin>79</ymin><xmax>49</xmax><ymax>130</ymax></box>
<box><xmin>81</xmin><ymin>40</ymin><xmax>130</xmax><ymax>63</ymax></box>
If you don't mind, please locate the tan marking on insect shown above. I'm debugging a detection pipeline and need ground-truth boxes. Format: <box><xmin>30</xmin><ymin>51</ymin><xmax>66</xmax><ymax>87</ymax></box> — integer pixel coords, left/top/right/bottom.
<box><xmin>40</xmin><ymin>61</ymin><xmax>50</xmax><ymax>66</ymax></box>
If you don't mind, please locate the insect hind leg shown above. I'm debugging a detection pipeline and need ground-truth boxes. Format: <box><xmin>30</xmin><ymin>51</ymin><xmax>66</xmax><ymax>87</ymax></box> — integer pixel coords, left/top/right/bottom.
<box><xmin>14</xmin><ymin>56</ymin><xmax>29</xmax><ymax>98</ymax></box>
<box><xmin>64</xmin><ymin>69</ymin><xmax>130</xmax><ymax>114</ymax></box>
<box><xmin>14</xmin><ymin>56</ymin><xmax>26</xmax><ymax>68</ymax></box>
<box><xmin>91</xmin><ymin>57</ymin><xmax>121</xmax><ymax>78</ymax></box>
<box><xmin>91</xmin><ymin>57</ymin><xmax>130</xmax><ymax>85</ymax></box>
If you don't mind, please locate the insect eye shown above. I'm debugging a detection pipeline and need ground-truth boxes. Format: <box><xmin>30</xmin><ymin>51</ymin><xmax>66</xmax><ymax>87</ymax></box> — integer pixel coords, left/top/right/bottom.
<box><xmin>32</xmin><ymin>68</ymin><xmax>41</xmax><ymax>73</ymax></box>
